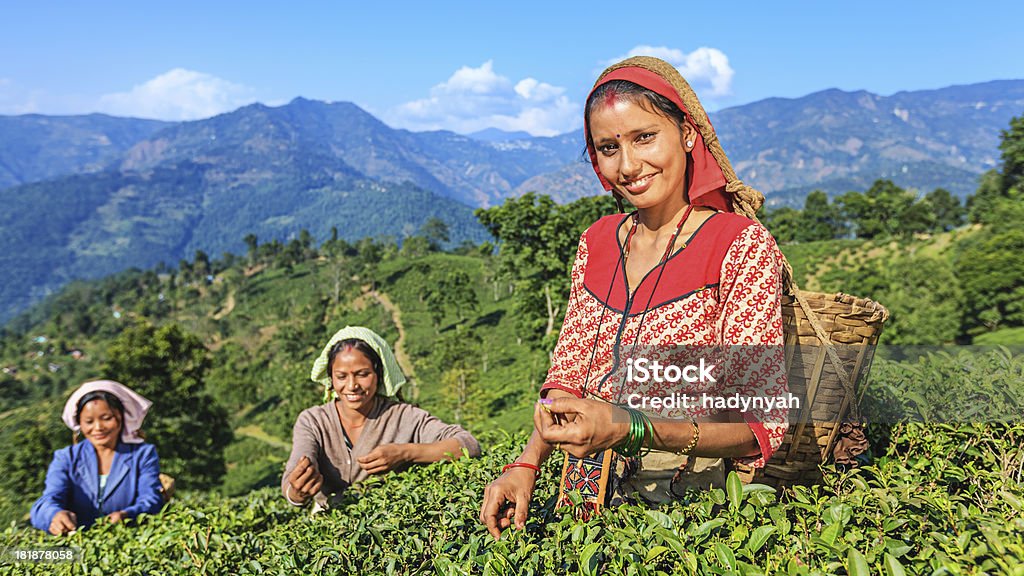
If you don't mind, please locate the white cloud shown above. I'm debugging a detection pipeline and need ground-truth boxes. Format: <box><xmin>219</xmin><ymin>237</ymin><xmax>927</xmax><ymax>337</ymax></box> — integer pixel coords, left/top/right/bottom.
<box><xmin>385</xmin><ymin>61</ymin><xmax>579</xmax><ymax>137</ymax></box>
<box><xmin>607</xmin><ymin>45</ymin><xmax>735</xmax><ymax>98</ymax></box>
<box><xmin>0</xmin><ymin>78</ymin><xmax>43</xmax><ymax>115</ymax></box>
<box><xmin>96</xmin><ymin>69</ymin><xmax>257</xmax><ymax>121</ymax></box>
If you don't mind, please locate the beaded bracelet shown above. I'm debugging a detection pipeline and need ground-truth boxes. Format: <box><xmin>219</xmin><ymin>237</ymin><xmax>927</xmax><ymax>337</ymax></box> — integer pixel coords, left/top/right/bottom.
<box><xmin>502</xmin><ymin>462</ymin><xmax>541</xmax><ymax>477</ymax></box>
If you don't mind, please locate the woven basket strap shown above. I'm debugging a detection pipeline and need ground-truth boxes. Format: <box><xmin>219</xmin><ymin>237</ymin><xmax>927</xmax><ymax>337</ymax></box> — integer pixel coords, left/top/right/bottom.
<box><xmin>792</xmin><ymin>290</ymin><xmax>859</xmax><ymax>421</ymax></box>
<box><xmin>720</xmin><ymin>173</ymin><xmax>856</xmax><ymax>420</ymax></box>
<box><xmin>725</xmin><ymin>181</ymin><xmax>858</xmax><ymax>419</ymax></box>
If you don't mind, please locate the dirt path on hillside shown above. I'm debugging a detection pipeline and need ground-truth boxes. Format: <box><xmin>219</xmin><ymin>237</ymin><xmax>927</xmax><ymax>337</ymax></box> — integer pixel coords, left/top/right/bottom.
<box><xmin>235</xmin><ymin>424</ymin><xmax>291</xmax><ymax>451</ymax></box>
<box><xmin>366</xmin><ymin>289</ymin><xmax>416</xmax><ymax>380</ymax></box>
<box><xmin>0</xmin><ymin>406</ymin><xmax>26</xmax><ymax>420</ymax></box>
<box><xmin>212</xmin><ymin>289</ymin><xmax>236</xmax><ymax>320</ymax></box>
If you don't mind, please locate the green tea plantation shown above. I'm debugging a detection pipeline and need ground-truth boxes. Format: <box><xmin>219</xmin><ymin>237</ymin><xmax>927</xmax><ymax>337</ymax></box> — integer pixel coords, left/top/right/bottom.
<box><xmin>3</xmin><ymin>419</ymin><xmax>1023</xmax><ymax>575</ymax></box>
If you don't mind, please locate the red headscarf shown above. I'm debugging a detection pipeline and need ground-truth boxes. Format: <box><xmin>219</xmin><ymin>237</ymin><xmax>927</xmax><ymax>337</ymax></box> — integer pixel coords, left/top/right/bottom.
<box><xmin>585</xmin><ymin>66</ymin><xmax>732</xmax><ymax>213</ymax></box>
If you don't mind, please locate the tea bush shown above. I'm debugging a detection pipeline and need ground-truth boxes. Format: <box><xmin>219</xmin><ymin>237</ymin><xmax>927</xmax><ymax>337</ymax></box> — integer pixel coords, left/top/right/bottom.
<box><xmin>3</xmin><ymin>424</ymin><xmax>1022</xmax><ymax>575</ymax></box>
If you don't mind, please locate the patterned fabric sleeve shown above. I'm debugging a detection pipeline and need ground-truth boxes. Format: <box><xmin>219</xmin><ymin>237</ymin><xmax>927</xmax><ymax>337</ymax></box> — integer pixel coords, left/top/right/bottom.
<box><xmin>717</xmin><ymin>223</ymin><xmax>788</xmax><ymax>468</ymax></box>
<box><xmin>540</xmin><ymin>232</ymin><xmax>590</xmax><ymax>398</ymax></box>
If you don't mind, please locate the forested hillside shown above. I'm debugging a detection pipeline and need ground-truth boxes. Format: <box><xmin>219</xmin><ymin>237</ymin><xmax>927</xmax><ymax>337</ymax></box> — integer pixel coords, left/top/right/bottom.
<box><xmin>0</xmin><ymin>114</ymin><xmax>169</xmax><ymax>189</ymax></box>
<box><xmin>2</xmin><ymin>78</ymin><xmax>1022</xmax><ymax>326</ymax></box>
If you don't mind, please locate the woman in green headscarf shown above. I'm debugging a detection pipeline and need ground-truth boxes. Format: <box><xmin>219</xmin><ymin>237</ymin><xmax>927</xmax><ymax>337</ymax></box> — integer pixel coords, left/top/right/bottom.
<box><xmin>282</xmin><ymin>326</ymin><xmax>481</xmax><ymax>509</ymax></box>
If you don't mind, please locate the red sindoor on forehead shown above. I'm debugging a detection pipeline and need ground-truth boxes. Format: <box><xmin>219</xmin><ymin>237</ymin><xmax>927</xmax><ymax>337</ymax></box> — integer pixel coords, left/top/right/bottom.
<box><xmin>600</xmin><ymin>89</ymin><xmax>619</xmax><ymax>108</ymax></box>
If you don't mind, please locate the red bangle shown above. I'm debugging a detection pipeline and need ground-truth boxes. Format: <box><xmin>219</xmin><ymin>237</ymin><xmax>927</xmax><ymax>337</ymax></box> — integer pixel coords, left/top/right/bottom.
<box><xmin>502</xmin><ymin>462</ymin><xmax>541</xmax><ymax>477</ymax></box>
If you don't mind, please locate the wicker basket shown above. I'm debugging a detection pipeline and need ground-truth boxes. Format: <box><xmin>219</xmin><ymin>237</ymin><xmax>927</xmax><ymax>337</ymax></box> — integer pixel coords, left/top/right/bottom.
<box><xmin>730</xmin><ymin>290</ymin><xmax>890</xmax><ymax>487</ymax></box>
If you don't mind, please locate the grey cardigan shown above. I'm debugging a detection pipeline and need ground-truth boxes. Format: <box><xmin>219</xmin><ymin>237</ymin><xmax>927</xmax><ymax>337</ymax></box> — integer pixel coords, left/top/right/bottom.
<box><xmin>281</xmin><ymin>398</ymin><xmax>481</xmax><ymax>508</ymax></box>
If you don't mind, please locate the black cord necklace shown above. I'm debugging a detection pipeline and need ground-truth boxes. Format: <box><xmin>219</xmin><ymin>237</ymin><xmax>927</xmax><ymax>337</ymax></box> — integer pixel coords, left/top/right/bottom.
<box><xmin>579</xmin><ymin>204</ymin><xmax>694</xmax><ymax>400</ymax></box>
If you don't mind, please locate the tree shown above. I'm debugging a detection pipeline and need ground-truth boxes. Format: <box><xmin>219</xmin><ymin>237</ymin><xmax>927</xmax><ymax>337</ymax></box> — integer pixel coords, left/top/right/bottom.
<box><xmin>837</xmin><ymin>180</ymin><xmax>931</xmax><ymax>239</ymax></box>
<box><xmin>419</xmin><ymin>217</ymin><xmax>450</xmax><ymax>251</ymax></box>
<box><xmin>761</xmin><ymin>206</ymin><xmax>802</xmax><ymax>244</ymax></box>
<box><xmin>968</xmin><ymin>170</ymin><xmax>1002</xmax><ymax>225</ymax></box>
<box><xmin>428</xmin><ymin>327</ymin><xmax>483</xmax><ymax>424</ymax></box>
<box><xmin>999</xmin><ymin>115</ymin><xmax>1024</xmax><ymax>192</ymax></box>
<box><xmin>423</xmin><ymin>267</ymin><xmax>478</xmax><ymax>330</ymax></box>
<box><xmin>243</xmin><ymin>233</ymin><xmax>259</xmax><ymax>265</ymax></box>
<box><xmin>193</xmin><ymin>250</ymin><xmax>211</xmax><ymax>279</ymax></box>
<box><xmin>355</xmin><ymin>238</ymin><xmax>384</xmax><ymax>289</ymax></box>
<box><xmin>875</xmin><ymin>255</ymin><xmax>962</xmax><ymax>345</ymax></box>
<box><xmin>900</xmin><ymin>198</ymin><xmax>937</xmax><ymax>237</ymax></box>
<box><xmin>797</xmin><ymin>191</ymin><xmax>844</xmax><ymax>242</ymax></box>
<box><xmin>476</xmin><ymin>193</ymin><xmax>615</xmax><ymax>344</ymax></box>
<box><xmin>924</xmin><ymin>188</ymin><xmax>965</xmax><ymax>232</ymax></box>
<box><xmin>178</xmin><ymin>258</ymin><xmax>193</xmax><ymax>282</ymax></box>
<box><xmin>0</xmin><ymin>406</ymin><xmax>67</xmax><ymax>498</ymax></box>
<box><xmin>104</xmin><ymin>322</ymin><xmax>232</xmax><ymax>489</ymax></box>
<box><xmin>955</xmin><ymin>225</ymin><xmax>1024</xmax><ymax>336</ymax></box>
<box><xmin>400</xmin><ymin>236</ymin><xmax>433</xmax><ymax>259</ymax></box>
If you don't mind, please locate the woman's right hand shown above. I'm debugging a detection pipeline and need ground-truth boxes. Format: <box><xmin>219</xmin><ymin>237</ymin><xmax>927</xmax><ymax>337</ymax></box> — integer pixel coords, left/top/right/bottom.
<box><xmin>49</xmin><ymin>510</ymin><xmax>76</xmax><ymax>536</ymax></box>
<box><xmin>286</xmin><ymin>456</ymin><xmax>323</xmax><ymax>505</ymax></box>
<box><xmin>479</xmin><ymin>465</ymin><xmax>537</xmax><ymax>540</ymax></box>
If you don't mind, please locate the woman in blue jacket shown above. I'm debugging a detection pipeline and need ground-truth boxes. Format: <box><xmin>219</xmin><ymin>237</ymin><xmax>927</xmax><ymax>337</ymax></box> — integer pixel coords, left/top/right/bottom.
<box><xmin>31</xmin><ymin>380</ymin><xmax>164</xmax><ymax>535</ymax></box>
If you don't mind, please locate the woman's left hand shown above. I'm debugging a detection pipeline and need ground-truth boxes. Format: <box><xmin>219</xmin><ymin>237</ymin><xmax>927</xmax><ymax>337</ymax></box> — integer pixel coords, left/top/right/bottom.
<box><xmin>106</xmin><ymin>511</ymin><xmax>126</xmax><ymax>524</ymax></box>
<box><xmin>534</xmin><ymin>398</ymin><xmax>630</xmax><ymax>458</ymax></box>
<box><xmin>357</xmin><ymin>444</ymin><xmax>410</xmax><ymax>474</ymax></box>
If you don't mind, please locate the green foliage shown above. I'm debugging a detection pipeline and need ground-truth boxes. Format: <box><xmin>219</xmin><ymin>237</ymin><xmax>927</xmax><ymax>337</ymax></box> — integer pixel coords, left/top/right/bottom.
<box><xmin>3</xmin><ymin>166</ymin><xmax>1024</xmax><ymax>572</ymax></box>
<box><xmin>974</xmin><ymin>327</ymin><xmax>1024</xmax><ymax>346</ymax></box>
<box><xmin>870</xmin><ymin>255</ymin><xmax>962</xmax><ymax>345</ymax></box>
<box><xmin>765</xmin><ymin>183</ymin><xmax>961</xmax><ymax>244</ymax></box>
<box><xmin>836</xmin><ymin>179</ymin><xmax>934</xmax><ymax>239</ymax></box>
<box><xmin>422</xmin><ymin>266</ymin><xmax>479</xmax><ymax>329</ymax></box>
<box><xmin>865</xmin><ymin>347</ymin><xmax>1024</xmax><ymax>427</ymax></box>
<box><xmin>476</xmin><ymin>193</ymin><xmax>615</xmax><ymax>345</ymax></box>
<box><xmin>797</xmin><ymin>190</ymin><xmax>845</xmax><ymax>242</ymax></box>
<box><xmin>3</xmin><ymin>421</ymin><xmax>1022</xmax><ymax>575</ymax></box>
<box><xmin>419</xmin><ymin>217</ymin><xmax>451</xmax><ymax>251</ymax></box>
<box><xmin>761</xmin><ymin>205</ymin><xmax>803</xmax><ymax>244</ymax></box>
<box><xmin>1000</xmin><ymin>115</ymin><xmax>1024</xmax><ymax>192</ymax></box>
<box><xmin>0</xmin><ymin>403</ymin><xmax>67</xmax><ymax>506</ymax></box>
<box><xmin>967</xmin><ymin>169</ymin><xmax>1006</xmax><ymax>225</ymax></box>
<box><xmin>954</xmin><ymin>223</ymin><xmax>1024</xmax><ymax>336</ymax></box>
<box><xmin>922</xmin><ymin>188</ymin><xmax>965</xmax><ymax>233</ymax></box>
<box><xmin>781</xmin><ymin>240</ymin><xmax>962</xmax><ymax>345</ymax></box>
<box><xmin>105</xmin><ymin>322</ymin><xmax>233</xmax><ymax>489</ymax></box>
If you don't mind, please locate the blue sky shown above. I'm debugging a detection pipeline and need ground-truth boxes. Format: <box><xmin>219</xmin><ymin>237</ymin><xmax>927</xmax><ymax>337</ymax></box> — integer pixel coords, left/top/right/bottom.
<box><xmin>2</xmin><ymin>1</ymin><xmax>1022</xmax><ymax>135</ymax></box>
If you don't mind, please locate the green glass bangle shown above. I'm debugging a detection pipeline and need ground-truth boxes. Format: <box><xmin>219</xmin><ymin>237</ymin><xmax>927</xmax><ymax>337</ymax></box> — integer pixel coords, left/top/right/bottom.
<box><xmin>615</xmin><ymin>406</ymin><xmax>654</xmax><ymax>458</ymax></box>
<box><xmin>638</xmin><ymin>410</ymin><xmax>654</xmax><ymax>458</ymax></box>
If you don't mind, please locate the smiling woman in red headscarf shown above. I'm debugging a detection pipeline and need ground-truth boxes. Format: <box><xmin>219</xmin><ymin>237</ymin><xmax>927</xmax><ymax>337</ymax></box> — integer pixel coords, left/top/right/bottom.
<box><xmin>479</xmin><ymin>56</ymin><xmax>789</xmax><ymax>538</ymax></box>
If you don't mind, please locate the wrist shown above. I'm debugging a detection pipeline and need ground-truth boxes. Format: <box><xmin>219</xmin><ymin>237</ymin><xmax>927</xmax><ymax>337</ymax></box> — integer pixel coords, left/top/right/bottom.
<box><xmin>677</xmin><ymin>419</ymin><xmax>700</xmax><ymax>455</ymax></box>
<box><xmin>285</xmin><ymin>484</ymin><xmax>310</xmax><ymax>506</ymax></box>
<box><xmin>502</xmin><ymin>461</ymin><xmax>541</xmax><ymax>477</ymax></box>
<box><xmin>401</xmin><ymin>443</ymin><xmax>417</xmax><ymax>464</ymax></box>
<box><xmin>612</xmin><ymin>405</ymin><xmax>632</xmax><ymax>446</ymax></box>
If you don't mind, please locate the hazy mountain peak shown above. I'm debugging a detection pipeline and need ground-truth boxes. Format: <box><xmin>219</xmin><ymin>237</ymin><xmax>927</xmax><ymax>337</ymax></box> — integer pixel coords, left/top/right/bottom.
<box><xmin>468</xmin><ymin>127</ymin><xmax>534</xmax><ymax>142</ymax></box>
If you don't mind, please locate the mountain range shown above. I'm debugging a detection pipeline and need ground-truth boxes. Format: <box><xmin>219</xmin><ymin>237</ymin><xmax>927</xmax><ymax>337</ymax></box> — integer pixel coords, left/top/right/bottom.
<box><xmin>0</xmin><ymin>79</ymin><xmax>1021</xmax><ymax>324</ymax></box>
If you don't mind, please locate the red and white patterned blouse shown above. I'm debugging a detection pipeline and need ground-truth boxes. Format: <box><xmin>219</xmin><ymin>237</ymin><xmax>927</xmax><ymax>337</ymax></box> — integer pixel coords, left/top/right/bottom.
<box><xmin>540</xmin><ymin>211</ymin><xmax>788</xmax><ymax>467</ymax></box>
